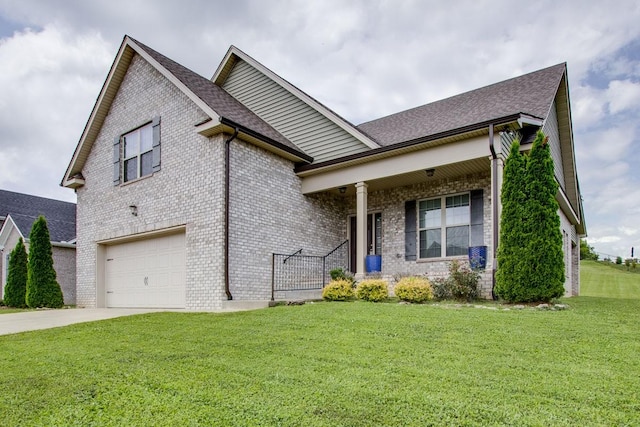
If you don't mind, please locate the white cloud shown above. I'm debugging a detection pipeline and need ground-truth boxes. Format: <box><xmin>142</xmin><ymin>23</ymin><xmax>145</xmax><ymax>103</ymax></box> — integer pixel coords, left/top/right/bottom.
<box><xmin>0</xmin><ymin>24</ymin><xmax>112</xmax><ymax>201</ymax></box>
<box><xmin>0</xmin><ymin>0</ymin><xmax>639</xmax><ymax>258</ymax></box>
<box><xmin>607</xmin><ymin>79</ymin><xmax>640</xmax><ymax>114</ymax></box>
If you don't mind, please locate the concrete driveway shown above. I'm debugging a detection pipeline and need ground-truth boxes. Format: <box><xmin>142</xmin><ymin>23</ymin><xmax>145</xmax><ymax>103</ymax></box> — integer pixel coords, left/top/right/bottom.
<box><xmin>0</xmin><ymin>308</ymin><xmax>166</xmax><ymax>336</ymax></box>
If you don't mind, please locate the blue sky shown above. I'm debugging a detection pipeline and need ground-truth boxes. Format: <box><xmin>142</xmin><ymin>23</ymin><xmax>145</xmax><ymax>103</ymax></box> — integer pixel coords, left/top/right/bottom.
<box><xmin>0</xmin><ymin>0</ymin><xmax>639</xmax><ymax>259</ymax></box>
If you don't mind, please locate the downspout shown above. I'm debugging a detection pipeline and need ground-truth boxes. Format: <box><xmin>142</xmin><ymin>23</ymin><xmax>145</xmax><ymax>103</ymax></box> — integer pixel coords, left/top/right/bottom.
<box><xmin>488</xmin><ymin>123</ymin><xmax>498</xmax><ymax>300</ymax></box>
<box><xmin>224</xmin><ymin>128</ymin><xmax>239</xmax><ymax>300</ymax></box>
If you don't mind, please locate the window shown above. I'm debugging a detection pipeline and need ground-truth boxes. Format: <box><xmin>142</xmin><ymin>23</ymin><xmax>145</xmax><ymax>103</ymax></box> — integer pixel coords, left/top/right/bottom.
<box><xmin>113</xmin><ymin>116</ymin><xmax>160</xmax><ymax>186</ymax></box>
<box><xmin>123</xmin><ymin>123</ymin><xmax>153</xmax><ymax>182</ymax></box>
<box><xmin>419</xmin><ymin>193</ymin><xmax>470</xmax><ymax>258</ymax></box>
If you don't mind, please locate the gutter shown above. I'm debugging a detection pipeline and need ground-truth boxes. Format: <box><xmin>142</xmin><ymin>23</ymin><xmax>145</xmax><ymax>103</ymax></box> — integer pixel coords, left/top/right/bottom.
<box><xmin>488</xmin><ymin>123</ymin><xmax>498</xmax><ymax>300</ymax></box>
<box><xmin>218</xmin><ymin>116</ymin><xmax>313</xmax><ymax>163</ymax></box>
<box><xmin>224</xmin><ymin>128</ymin><xmax>239</xmax><ymax>300</ymax></box>
<box><xmin>295</xmin><ymin>113</ymin><xmax>529</xmax><ymax>174</ymax></box>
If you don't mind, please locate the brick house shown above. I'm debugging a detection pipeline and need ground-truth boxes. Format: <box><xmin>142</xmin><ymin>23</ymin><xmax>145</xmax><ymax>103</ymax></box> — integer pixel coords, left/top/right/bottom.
<box><xmin>0</xmin><ymin>190</ymin><xmax>76</xmax><ymax>305</ymax></box>
<box><xmin>62</xmin><ymin>36</ymin><xmax>585</xmax><ymax>310</ymax></box>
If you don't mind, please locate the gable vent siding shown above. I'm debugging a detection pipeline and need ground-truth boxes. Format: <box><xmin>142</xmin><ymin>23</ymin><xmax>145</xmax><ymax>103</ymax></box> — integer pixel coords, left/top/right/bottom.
<box><xmin>222</xmin><ymin>60</ymin><xmax>370</xmax><ymax>162</ymax></box>
<box><xmin>543</xmin><ymin>101</ymin><xmax>566</xmax><ymax>190</ymax></box>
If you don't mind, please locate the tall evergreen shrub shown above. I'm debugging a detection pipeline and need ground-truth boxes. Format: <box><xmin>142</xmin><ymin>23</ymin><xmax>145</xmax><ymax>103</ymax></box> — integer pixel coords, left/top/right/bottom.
<box><xmin>495</xmin><ymin>139</ymin><xmax>528</xmax><ymax>301</ymax></box>
<box><xmin>3</xmin><ymin>238</ymin><xmax>28</xmax><ymax>308</ymax></box>
<box><xmin>26</xmin><ymin>216</ymin><xmax>64</xmax><ymax>308</ymax></box>
<box><xmin>520</xmin><ymin>131</ymin><xmax>565</xmax><ymax>301</ymax></box>
<box><xmin>496</xmin><ymin>131</ymin><xmax>565</xmax><ymax>302</ymax></box>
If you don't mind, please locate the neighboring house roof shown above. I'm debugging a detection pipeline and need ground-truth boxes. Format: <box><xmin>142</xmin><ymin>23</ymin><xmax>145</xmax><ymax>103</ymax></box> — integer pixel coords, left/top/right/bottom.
<box><xmin>0</xmin><ymin>190</ymin><xmax>76</xmax><ymax>243</ymax></box>
<box><xmin>358</xmin><ymin>63</ymin><xmax>565</xmax><ymax>147</ymax></box>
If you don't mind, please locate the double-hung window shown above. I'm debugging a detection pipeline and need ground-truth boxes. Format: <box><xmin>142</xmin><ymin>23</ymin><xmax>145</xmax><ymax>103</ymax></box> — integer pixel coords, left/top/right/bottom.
<box><xmin>113</xmin><ymin>116</ymin><xmax>160</xmax><ymax>186</ymax></box>
<box><xmin>123</xmin><ymin>123</ymin><xmax>153</xmax><ymax>182</ymax></box>
<box><xmin>419</xmin><ymin>193</ymin><xmax>470</xmax><ymax>258</ymax></box>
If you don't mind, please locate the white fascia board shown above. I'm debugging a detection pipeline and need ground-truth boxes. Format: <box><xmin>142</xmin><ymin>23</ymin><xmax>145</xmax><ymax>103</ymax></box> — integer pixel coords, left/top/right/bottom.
<box><xmin>301</xmin><ymin>135</ymin><xmax>488</xmax><ymax>194</ymax></box>
<box><xmin>213</xmin><ymin>46</ymin><xmax>380</xmax><ymax>150</ymax></box>
<box><xmin>0</xmin><ymin>215</ymin><xmax>24</xmax><ymax>246</ymax></box>
<box><xmin>518</xmin><ymin>115</ymin><xmax>544</xmax><ymax>128</ymax></box>
<box><xmin>62</xmin><ymin>39</ymin><xmax>134</xmax><ymax>188</ymax></box>
<box><xmin>556</xmin><ymin>185</ymin><xmax>580</xmax><ymax>226</ymax></box>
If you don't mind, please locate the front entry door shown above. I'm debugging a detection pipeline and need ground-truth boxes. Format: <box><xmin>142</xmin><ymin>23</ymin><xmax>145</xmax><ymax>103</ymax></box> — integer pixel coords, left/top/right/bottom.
<box><xmin>349</xmin><ymin>213</ymin><xmax>382</xmax><ymax>273</ymax></box>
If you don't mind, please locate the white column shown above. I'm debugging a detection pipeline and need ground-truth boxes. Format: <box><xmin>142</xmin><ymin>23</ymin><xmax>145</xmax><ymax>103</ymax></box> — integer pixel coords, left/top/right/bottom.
<box><xmin>355</xmin><ymin>181</ymin><xmax>368</xmax><ymax>279</ymax></box>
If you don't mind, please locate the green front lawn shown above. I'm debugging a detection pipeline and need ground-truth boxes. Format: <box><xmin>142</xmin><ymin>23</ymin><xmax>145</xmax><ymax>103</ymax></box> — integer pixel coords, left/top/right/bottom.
<box><xmin>1</xmin><ymin>298</ymin><xmax>639</xmax><ymax>426</ymax></box>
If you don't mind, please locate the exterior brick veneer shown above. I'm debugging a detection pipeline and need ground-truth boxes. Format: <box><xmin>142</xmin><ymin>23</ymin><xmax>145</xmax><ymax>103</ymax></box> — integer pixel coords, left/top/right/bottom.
<box><xmin>74</xmin><ymin>50</ymin><xmax>580</xmax><ymax>309</ymax></box>
<box><xmin>76</xmin><ymin>54</ymin><xmax>346</xmax><ymax>309</ymax></box>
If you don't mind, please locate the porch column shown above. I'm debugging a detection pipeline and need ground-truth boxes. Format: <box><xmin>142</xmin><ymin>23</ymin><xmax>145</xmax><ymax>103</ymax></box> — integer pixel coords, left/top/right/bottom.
<box><xmin>355</xmin><ymin>181</ymin><xmax>368</xmax><ymax>279</ymax></box>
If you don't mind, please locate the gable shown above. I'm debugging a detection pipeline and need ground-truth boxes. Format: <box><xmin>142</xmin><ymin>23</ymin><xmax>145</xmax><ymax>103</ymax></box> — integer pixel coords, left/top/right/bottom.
<box><xmin>215</xmin><ymin>47</ymin><xmax>379</xmax><ymax>163</ymax></box>
<box><xmin>63</xmin><ymin>36</ymin><xmax>311</xmax><ymax>189</ymax></box>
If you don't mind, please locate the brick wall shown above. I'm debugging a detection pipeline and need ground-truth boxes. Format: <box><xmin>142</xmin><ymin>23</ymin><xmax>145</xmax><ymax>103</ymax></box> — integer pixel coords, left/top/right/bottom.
<box><xmin>75</xmin><ymin>53</ymin><xmax>347</xmax><ymax>309</ymax></box>
<box><xmin>345</xmin><ymin>172</ymin><xmax>494</xmax><ymax>298</ymax></box>
<box><xmin>76</xmin><ymin>53</ymin><xmax>225</xmax><ymax>310</ymax></box>
<box><xmin>52</xmin><ymin>246</ymin><xmax>76</xmax><ymax>305</ymax></box>
<box><xmin>228</xmin><ymin>138</ymin><xmax>347</xmax><ymax>301</ymax></box>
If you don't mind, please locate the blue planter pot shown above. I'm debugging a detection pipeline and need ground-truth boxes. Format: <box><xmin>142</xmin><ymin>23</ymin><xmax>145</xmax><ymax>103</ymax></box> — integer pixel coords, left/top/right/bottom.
<box><xmin>468</xmin><ymin>246</ymin><xmax>487</xmax><ymax>270</ymax></box>
<box><xmin>365</xmin><ymin>255</ymin><xmax>382</xmax><ymax>273</ymax></box>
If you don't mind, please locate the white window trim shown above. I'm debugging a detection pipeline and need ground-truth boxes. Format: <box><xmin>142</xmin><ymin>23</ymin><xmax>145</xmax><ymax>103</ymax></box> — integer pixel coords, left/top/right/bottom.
<box><xmin>123</xmin><ymin>122</ymin><xmax>153</xmax><ymax>183</ymax></box>
<box><xmin>418</xmin><ymin>192</ymin><xmax>470</xmax><ymax>259</ymax></box>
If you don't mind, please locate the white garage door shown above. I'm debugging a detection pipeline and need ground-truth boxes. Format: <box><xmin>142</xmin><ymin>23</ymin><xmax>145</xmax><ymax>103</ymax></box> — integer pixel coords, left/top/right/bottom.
<box><xmin>105</xmin><ymin>232</ymin><xmax>186</xmax><ymax>308</ymax></box>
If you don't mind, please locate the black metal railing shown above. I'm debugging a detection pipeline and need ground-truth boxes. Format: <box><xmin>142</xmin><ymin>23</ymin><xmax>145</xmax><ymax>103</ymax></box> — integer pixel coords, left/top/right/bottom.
<box><xmin>271</xmin><ymin>240</ymin><xmax>349</xmax><ymax>300</ymax></box>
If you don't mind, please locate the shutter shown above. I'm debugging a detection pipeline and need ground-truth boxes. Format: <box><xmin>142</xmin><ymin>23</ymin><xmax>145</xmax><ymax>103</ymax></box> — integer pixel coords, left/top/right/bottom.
<box><xmin>113</xmin><ymin>136</ymin><xmax>121</xmax><ymax>185</ymax></box>
<box><xmin>405</xmin><ymin>200</ymin><xmax>417</xmax><ymax>261</ymax></box>
<box><xmin>152</xmin><ymin>116</ymin><xmax>161</xmax><ymax>172</ymax></box>
<box><xmin>469</xmin><ymin>189</ymin><xmax>484</xmax><ymax>246</ymax></box>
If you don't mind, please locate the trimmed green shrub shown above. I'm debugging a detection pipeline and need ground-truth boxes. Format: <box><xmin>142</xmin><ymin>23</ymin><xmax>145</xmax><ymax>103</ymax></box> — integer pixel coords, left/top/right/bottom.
<box><xmin>4</xmin><ymin>238</ymin><xmax>28</xmax><ymax>308</ymax></box>
<box><xmin>394</xmin><ymin>276</ymin><xmax>433</xmax><ymax>303</ymax></box>
<box><xmin>355</xmin><ymin>279</ymin><xmax>388</xmax><ymax>302</ymax></box>
<box><xmin>329</xmin><ymin>268</ymin><xmax>356</xmax><ymax>287</ymax></box>
<box><xmin>322</xmin><ymin>279</ymin><xmax>354</xmax><ymax>301</ymax></box>
<box><xmin>26</xmin><ymin>216</ymin><xmax>64</xmax><ymax>308</ymax></box>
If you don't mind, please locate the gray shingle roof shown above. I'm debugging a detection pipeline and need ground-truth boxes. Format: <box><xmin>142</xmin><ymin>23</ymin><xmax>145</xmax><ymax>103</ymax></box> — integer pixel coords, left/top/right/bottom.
<box><xmin>358</xmin><ymin>63</ymin><xmax>566</xmax><ymax>146</ymax></box>
<box><xmin>0</xmin><ymin>190</ymin><xmax>76</xmax><ymax>242</ymax></box>
<box><xmin>129</xmin><ymin>38</ymin><xmax>310</xmax><ymax>160</ymax></box>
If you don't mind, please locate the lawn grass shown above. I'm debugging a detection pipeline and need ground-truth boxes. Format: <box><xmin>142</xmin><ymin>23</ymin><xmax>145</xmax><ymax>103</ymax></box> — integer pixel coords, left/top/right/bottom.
<box><xmin>1</xmin><ymin>298</ymin><xmax>639</xmax><ymax>426</ymax></box>
<box><xmin>581</xmin><ymin>259</ymin><xmax>640</xmax><ymax>299</ymax></box>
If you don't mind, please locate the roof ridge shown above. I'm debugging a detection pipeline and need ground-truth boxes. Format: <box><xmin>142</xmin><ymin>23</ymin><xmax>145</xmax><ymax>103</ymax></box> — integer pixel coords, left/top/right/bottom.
<box><xmin>356</xmin><ymin>63</ymin><xmax>566</xmax><ymax>147</ymax></box>
<box><xmin>359</xmin><ymin>63</ymin><xmax>566</xmax><ymax>126</ymax></box>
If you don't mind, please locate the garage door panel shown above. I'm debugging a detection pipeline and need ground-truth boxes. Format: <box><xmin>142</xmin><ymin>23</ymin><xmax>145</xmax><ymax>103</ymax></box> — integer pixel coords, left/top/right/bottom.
<box><xmin>105</xmin><ymin>232</ymin><xmax>185</xmax><ymax>308</ymax></box>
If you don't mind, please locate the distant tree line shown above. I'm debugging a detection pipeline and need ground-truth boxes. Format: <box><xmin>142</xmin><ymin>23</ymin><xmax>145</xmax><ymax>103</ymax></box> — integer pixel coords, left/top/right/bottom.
<box><xmin>579</xmin><ymin>239</ymin><xmax>598</xmax><ymax>261</ymax></box>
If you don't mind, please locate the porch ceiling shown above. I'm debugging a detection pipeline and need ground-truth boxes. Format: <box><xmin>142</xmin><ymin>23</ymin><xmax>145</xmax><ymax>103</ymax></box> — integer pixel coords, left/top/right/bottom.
<box><xmin>325</xmin><ymin>157</ymin><xmax>490</xmax><ymax>196</ymax></box>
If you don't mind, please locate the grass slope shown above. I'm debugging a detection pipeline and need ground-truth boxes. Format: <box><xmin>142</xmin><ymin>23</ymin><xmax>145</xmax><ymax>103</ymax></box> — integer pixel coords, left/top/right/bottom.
<box><xmin>581</xmin><ymin>260</ymin><xmax>640</xmax><ymax>299</ymax></box>
<box><xmin>1</xmin><ymin>298</ymin><xmax>639</xmax><ymax>426</ymax></box>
